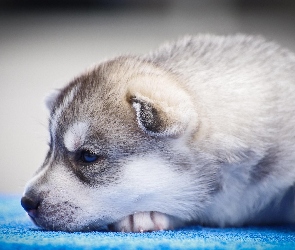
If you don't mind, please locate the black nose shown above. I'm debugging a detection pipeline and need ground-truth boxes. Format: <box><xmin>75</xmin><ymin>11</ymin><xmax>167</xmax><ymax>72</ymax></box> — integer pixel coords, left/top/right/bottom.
<box><xmin>21</xmin><ymin>196</ymin><xmax>39</xmax><ymax>218</ymax></box>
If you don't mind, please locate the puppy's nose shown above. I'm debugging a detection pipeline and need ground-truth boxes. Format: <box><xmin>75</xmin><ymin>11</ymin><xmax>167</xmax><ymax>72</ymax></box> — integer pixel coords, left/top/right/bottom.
<box><xmin>21</xmin><ymin>196</ymin><xmax>39</xmax><ymax>218</ymax></box>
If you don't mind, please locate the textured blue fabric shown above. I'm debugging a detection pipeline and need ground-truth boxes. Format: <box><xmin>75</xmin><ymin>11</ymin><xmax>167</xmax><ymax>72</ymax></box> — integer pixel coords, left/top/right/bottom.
<box><xmin>1</xmin><ymin>194</ymin><xmax>295</xmax><ymax>250</ymax></box>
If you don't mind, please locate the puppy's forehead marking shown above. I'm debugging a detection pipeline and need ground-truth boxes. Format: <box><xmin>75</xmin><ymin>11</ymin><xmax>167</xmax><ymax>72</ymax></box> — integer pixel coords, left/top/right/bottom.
<box><xmin>64</xmin><ymin>122</ymin><xmax>89</xmax><ymax>152</ymax></box>
<box><xmin>50</xmin><ymin>83</ymin><xmax>81</xmax><ymax>136</ymax></box>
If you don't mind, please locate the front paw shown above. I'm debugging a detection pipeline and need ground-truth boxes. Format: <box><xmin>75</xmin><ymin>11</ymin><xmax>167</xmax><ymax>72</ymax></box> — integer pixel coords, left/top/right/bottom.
<box><xmin>109</xmin><ymin>211</ymin><xmax>179</xmax><ymax>232</ymax></box>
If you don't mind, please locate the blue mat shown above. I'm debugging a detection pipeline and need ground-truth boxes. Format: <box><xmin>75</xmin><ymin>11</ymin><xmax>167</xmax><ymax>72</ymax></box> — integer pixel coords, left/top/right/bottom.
<box><xmin>1</xmin><ymin>194</ymin><xmax>295</xmax><ymax>249</ymax></box>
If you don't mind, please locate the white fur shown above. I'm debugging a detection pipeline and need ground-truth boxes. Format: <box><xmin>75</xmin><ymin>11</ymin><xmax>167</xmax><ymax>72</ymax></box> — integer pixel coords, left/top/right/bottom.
<box><xmin>22</xmin><ymin>34</ymin><xmax>295</xmax><ymax>232</ymax></box>
<box><xmin>64</xmin><ymin>122</ymin><xmax>89</xmax><ymax>152</ymax></box>
<box><xmin>112</xmin><ymin>154</ymin><xmax>208</xmax><ymax>221</ymax></box>
<box><xmin>50</xmin><ymin>84</ymin><xmax>80</xmax><ymax>137</ymax></box>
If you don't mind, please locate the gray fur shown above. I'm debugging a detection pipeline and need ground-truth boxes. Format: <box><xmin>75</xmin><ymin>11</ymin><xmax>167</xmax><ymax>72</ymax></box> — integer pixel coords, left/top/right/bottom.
<box><xmin>21</xmin><ymin>34</ymin><xmax>295</xmax><ymax>232</ymax></box>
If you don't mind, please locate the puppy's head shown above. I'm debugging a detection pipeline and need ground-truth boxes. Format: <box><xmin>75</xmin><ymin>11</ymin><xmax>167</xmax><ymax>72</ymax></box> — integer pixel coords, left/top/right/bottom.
<box><xmin>21</xmin><ymin>57</ymin><xmax>216</xmax><ymax>231</ymax></box>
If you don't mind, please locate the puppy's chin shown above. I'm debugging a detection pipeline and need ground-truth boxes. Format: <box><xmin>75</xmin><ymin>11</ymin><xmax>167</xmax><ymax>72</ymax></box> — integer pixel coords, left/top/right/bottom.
<box><xmin>108</xmin><ymin>211</ymin><xmax>184</xmax><ymax>233</ymax></box>
<box><xmin>26</xmin><ymin>201</ymin><xmax>109</xmax><ymax>232</ymax></box>
<box><xmin>31</xmin><ymin>216</ymin><xmax>109</xmax><ymax>232</ymax></box>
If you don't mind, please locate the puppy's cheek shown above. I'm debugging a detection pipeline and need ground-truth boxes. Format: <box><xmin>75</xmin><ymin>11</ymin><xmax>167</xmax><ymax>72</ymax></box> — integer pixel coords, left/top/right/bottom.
<box><xmin>110</xmin><ymin>156</ymin><xmax>192</xmax><ymax>218</ymax></box>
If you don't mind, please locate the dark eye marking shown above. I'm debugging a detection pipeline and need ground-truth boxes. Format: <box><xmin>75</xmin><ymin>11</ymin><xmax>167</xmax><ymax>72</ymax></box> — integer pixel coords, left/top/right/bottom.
<box><xmin>78</xmin><ymin>150</ymin><xmax>101</xmax><ymax>164</ymax></box>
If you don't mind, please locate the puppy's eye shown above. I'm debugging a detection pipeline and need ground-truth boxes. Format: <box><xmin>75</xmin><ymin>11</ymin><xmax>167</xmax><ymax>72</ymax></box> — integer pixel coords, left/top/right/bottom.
<box><xmin>79</xmin><ymin>150</ymin><xmax>100</xmax><ymax>163</ymax></box>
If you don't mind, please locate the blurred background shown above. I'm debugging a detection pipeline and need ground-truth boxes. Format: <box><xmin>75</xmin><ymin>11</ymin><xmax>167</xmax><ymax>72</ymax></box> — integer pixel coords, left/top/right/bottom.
<box><xmin>1</xmin><ymin>0</ymin><xmax>295</xmax><ymax>194</ymax></box>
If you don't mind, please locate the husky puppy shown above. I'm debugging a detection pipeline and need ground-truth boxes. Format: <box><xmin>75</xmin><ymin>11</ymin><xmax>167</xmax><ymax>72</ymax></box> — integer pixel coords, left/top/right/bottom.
<box><xmin>21</xmin><ymin>34</ymin><xmax>295</xmax><ymax>232</ymax></box>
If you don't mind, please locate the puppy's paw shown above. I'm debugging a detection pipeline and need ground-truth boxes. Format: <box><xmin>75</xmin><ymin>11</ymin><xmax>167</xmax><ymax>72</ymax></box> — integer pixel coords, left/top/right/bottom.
<box><xmin>109</xmin><ymin>211</ymin><xmax>178</xmax><ymax>232</ymax></box>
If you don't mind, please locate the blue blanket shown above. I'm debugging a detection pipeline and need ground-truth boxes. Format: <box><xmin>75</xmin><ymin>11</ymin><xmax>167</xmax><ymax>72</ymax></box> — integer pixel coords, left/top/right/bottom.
<box><xmin>1</xmin><ymin>194</ymin><xmax>295</xmax><ymax>250</ymax></box>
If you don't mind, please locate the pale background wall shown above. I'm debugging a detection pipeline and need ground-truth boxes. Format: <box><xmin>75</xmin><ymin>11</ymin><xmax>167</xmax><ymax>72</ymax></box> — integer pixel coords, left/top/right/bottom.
<box><xmin>1</xmin><ymin>0</ymin><xmax>295</xmax><ymax>194</ymax></box>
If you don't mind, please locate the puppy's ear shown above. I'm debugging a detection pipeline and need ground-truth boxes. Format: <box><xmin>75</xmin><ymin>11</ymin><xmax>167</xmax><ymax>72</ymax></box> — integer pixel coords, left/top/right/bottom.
<box><xmin>44</xmin><ymin>89</ymin><xmax>60</xmax><ymax>112</ymax></box>
<box><xmin>128</xmin><ymin>92</ymin><xmax>197</xmax><ymax>138</ymax></box>
<box><xmin>122</xmin><ymin>61</ymin><xmax>197</xmax><ymax>137</ymax></box>
<box><xmin>129</xmin><ymin>96</ymin><xmax>177</xmax><ymax>137</ymax></box>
